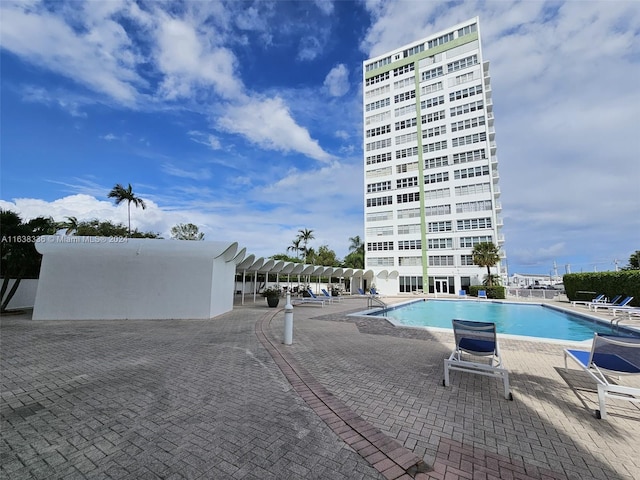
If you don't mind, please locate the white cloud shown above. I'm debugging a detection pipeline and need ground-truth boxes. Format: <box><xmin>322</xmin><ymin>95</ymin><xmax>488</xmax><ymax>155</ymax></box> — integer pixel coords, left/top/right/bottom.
<box><xmin>161</xmin><ymin>164</ymin><xmax>212</xmax><ymax>181</ymax></box>
<box><xmin>217</xmin><ymin>95</ymin><xmax>334</xmax><ymax>163</ymax></box>
<box><xmin>323</xmin><ymin>64</ymin><xmax>350</xmax><ymax>97</ymax></box>
<box><xmin>314</xmin><ymin>0</ymin><xmax>335</xmax><ymax>16</ymax></box>
<box><xmin>297</xmin><ymin>35</ymin><xmax>323</xmax><ymax>61</ymax></box>
<box><xmin>188</xmin><ymin>131</ymin><xmax>222</xmax><ymax>150</ymax></box>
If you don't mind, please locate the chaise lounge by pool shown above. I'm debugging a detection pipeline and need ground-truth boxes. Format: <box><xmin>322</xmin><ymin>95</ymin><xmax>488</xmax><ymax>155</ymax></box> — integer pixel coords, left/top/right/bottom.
<box><xmin>357</xmin><ymin>299</ymin><xmax>640</xmax><ymax>342</ymax></box>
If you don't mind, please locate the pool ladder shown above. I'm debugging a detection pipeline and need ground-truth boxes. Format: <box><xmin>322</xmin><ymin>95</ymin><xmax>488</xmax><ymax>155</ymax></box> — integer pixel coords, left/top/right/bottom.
<box><xmin>367</xmin><ymin>296</ymin><xmax>387</xmax><ymax>309</ymax></box>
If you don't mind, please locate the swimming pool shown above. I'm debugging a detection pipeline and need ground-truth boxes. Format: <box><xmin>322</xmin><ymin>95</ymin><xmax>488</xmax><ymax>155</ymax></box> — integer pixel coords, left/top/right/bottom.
<box><xmin>364</xmin><ymin>300</ymin><xmax>640</xmax><ymax>342</ymax></box>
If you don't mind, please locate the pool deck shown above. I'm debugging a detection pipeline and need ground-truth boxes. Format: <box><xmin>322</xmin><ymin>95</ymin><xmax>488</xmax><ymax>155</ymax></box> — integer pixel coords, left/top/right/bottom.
<box><xmin>1</xmin><ymin>295</ymin><xmax>639</xmax><ymax>479</ymax></box>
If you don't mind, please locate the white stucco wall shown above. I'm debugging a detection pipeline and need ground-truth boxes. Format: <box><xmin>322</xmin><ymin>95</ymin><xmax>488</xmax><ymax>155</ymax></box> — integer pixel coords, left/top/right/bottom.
<box><xmin>1</xmin><ymin>279</ymin><xmax>38</xmax><ymax>309</ymax></box>
<box><xmin>33</xmin><ymin>237</ymin><xmax>240</xmax><ymax>320</ymax></box>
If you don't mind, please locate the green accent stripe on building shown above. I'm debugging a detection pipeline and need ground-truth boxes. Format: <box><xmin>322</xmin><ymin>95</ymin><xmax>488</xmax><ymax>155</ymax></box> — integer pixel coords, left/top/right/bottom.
<box><xmin>413</xmin><ymin>65</ymin><xmax>429</xmax><ymax>283</ymax></box>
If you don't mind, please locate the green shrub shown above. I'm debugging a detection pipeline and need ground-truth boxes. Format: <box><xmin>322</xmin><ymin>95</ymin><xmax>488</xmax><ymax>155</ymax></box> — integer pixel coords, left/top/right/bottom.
<box><xmin>469</xmin><ymin>285</ymin><xmax>505</xmax><ymax>299</ymax></box>
<box><xmin>563</xmin><ymin>271</ymin><xmax>640</xmax><ymax>307</ymax></box>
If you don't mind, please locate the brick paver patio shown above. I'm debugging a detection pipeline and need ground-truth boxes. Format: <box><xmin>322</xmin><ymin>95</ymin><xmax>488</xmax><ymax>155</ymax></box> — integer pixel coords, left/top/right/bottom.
<box><xmin>2</xmin><ymin>296</ymin><xmax>639</xmax><ymax>479</ymax></box>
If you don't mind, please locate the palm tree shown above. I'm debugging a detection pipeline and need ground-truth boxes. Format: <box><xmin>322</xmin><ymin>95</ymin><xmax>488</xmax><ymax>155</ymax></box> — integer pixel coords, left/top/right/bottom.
<box><xmin>297</xmin><ymin>228</ymin><xmax>314</xmax><ymax>263</ymax></box>
<box><xmin>287</xmin><ymin>237</ymin><xmax>302</xmax><ymax>260</ymax></box>
<box><xmin>107</xmin><ymin>183</ymin><xmax>146</xmax><ymax>237</ymax></box>
<box><xmin>472</xmin><ymin>242</ymin><xmax>501</xmax><ymax>287</ymax></box>
<box><xmin>59</xmin><ymin>216</ymin><xmax>78</xmax><ymax>235</ymax></box>
<box><xmin>170</xmin><ymin>223</ymin><xmax>204</xmax><ymax>241</ymax></box>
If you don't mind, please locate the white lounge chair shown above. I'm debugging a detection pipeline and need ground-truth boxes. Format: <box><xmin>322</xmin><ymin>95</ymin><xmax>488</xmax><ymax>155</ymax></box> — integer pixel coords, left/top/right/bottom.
<box><xmin>564</xmin><ymin>334</ymin><xmax>640</xmax><ymax>419</ymax></box>
<box><xmin>570</xmin><ymin>293</ymin><xmax>606</xmax><ymax>307</ymax></box>
<box><xmin>477</xmin><ymin>290</ymin><xmax>488</xmax><ymax>299</ymax></box>
<box><xmin>443</xmin><ymin>319</ymin><xmax>512</xmax><ymax>400</ymax></box>
<box><xmin>590</xmin><ymin>296</ymin><xmax>634</xmax><ymax>312</ymax></box>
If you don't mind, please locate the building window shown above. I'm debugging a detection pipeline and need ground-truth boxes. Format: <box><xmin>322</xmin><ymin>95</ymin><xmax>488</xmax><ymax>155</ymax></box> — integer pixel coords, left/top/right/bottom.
<box><xmin>365</xmin><ymin>138</ymin><xmax>392</xmax><ymax>151</ymax></box>
<box><xmin>395</xmin><ymin>104</ymin><xmax>416</xmax><ymax>117</ymax></box>
<box><xmin>366</xmin><ymin>152</ymin><xmax>392</xmax><ymax>165</ymax></box>
<box><xmin>457</xmin><ymin>218</ymin><xmax>493</xmax><ymax>230</ymax></box>
<box><xmin>397</xmin><ymin>224</ymin><xmax>421</xmax><ymax>235</ymax></box>
<box><xmin>366</xmin><ymin>166</ymin><xmax>392</xmax><ymax>178</ymax></box>
<box><xmin>422</xmin><ymin>110</ymin><xmax>445</xmax><ymax>124</ymax></box>
<box><xmin>422</xmin><ymin>125</ymin><xmax>446</xmax><ymax>139</ymax></box>
<box><xmin>421</xmin><ymin>81</ymin><xmax>443</xmax><ymax>95</ymax></box>
<box><xmin>404</xmin><ymin>43</ymin><xmax>425</xmax><ymax>57</ymax></box>
<box><xmin>397</xmin><ymin>192</ymin><xmax>421</xmax><ymax>204</ymax></box>
<box><xmin>393</xmin><ymin>63</ymin><xmax>415</xmax><ymax>77</ymax></box>
<box><xmin>452</xmin><ymin>149</ymin><xmax>486</xmax><ymax>164</ymax></box>
<box><xmin>452</xmin><ymin>71</ymin><xmax>477</xmax><ymax>86</ymax></box>
<box><xmin>424</xmin><ymin>187</ymin><xmax>450</xmax><ymax>200</ymax></box>
<box><xmin>366</xmin><ymin>195</ymin><xmax>393</xmax><ymax>207</ymax></box>
<box><xmin>398</xmin><ymin>208</ymin><xmax>421</xmax><ymax>219</ymax></box>
<box><xmin>424</xmin><ymin>155</ymin><xmax>448</xmax><ymax>169</ymax></box>
<box><xmin>424</xmin><ymin>204</ymin><xmax>451</xmax><ymax>216</ymax></box>
<box><xmin>455</xmin><ymin>183</ymin><xmax>491</xmax><ymax>196</ymax></box>
<box><xmin>447</xmin><ymin>54</ymin><xmax>478</xmax><ymax>73</ymax></box>
<box><xmin>365</xmin><ymin>57</ymin><xmax>392</xmax><ymax>73</ymax></box>
<box><xmin>421</xmin><ymin>66</ymin><xmax>443</xmax><ymax>81</ymax></box>
<box><xmin>367</xmin><ymin>181</ymin><xmax>391</xmax><ymax>193</ymax></box>
<box><xmin>451</xmin><ymin>132</ymin><xmax>487</xmax><ymax>147</ymax></box>
<box><xmin>366</xmin><ymin>211</ymin><xmax>393</xmax><ymax>222</ymax></box>
<box><xmin>428</xmin><ymin>221</ymin><xmax>452</xmax><ymax>232</ymax></box>
<box><xmin>396</xmin><ymin>147</ymin><xmax>419</xmax><ymax>159</ymax></box>
<box><xmin>456</xmin><ymin>200</ymin><xmax>492</xmax><ymax>213</ymax></box>
<box><xmin>429</xmin><ymin>255</ymin><xmax>454</xmax><ymax>266</ymax></box>
<box><xmin>366</xmin><ymin>225</ymin><xmax>394</xmax><ymax>236</ymax></box>
<box><xmin>365</xmin><ymin>111</ymin><xmax>392</xmax><ymax>126</ymax></box>
<box><xmin>366</xmin><ymin>125</ymin><xmax>391</xmax><ymax>138</ymax></box>
<box><xmin>367</xmin><ymin>241</ymin><xmax>394</xmax><ymax>251</ymax></box>
<box><xmin>365</xmin><ymin>71</ymin><xmax>390</xmax><ymax>86</ymax></box>
<box><xmin>398</xmin><ymin>239</ymin><xmax>421</xmax><ymax>250</ymax></box>
<box><xmin>451</xmin><ymin>116</ymin><xmax>485</xmax><ymax>132</ymax></box>
<box><xmin>367</xmin><ymin>257</ymin><xmax>395</xmax><ymax>267</ymax></box>
<box><xmin>428</xmin><ymin>238</ymin><xmax>453</xmax><ymax>249</ymax></box>
<box><xmin>425</xmin><ymin>172</ymin><xmax>449</xmax><ymax>184</ymax></box>
<box><xmin>397</xmin><ymin>177</ymin><xmax>418</xmax><ymax>189</ymax></box>
<box><xmin>421</xmin><ymin>95</ymin><xmax>445</xmax><ymax>109</ymax></box>
<box><xmin>399</xmin><ymin>275</ymin><xmax>423</xmax><ymax>292</ymax></box>
<box><xmin>396</xmin><ymin>132</ymin><xmax>418</xmax><ymax>145</ymax></box>
<box><xmin>394</xmin><ymin>90</ymin><xmax>416</xmax><ymax>103</ymax></box>
<box><xmin>460</xmin><ymin>255</ymin><xmax>474</xmax><ymax>266</ymax></box>
<box><xmin>393</xmin><ymin>77</ymin><xmax>415</xmax><ymax>89</ymax></box>
<box><xmin>457</xmin><ymin>23</ymin><xmax>477</xmax><ymax>37</ymax></box>
<box><xmin>454</xmin><ymin>165</ymin><xmax>490</xmax><ymax>180</ymax></box>
<box><xmin>450</xmin><ymin>100</ymin><xmax>483</xmax><ymax>117</ymax></box>
<box><xmin>459</xmin><ymin>236</ymin><xmax>493</xmax><ymax>248</ymax></box>
<box><xmin>449</xmin><ymin>84</ymin><xmax>483</xmax><ymax>102</ymax></box>
<box><xmin>365</xmin><ymin>84</ymin><xmax>391</xmax><ymax>99</ymax></box>
<box><xmin>423</xmin><ymin>140</ymin><xmax>447</xmax><ymax>153</ymax></box>
<box><xmin>395</xmin><ymin>117</ymin><xmax>418</xmax><ymax>130</ymax></box>
<box><xmin>365</xmin><ymin>98</ymin><xmax>391</xmax><ymax>112</ymax></box>
<box><xmin>396</xmin><ymin>161</ymin><xmax>419</xmax><ymax>173</ymax></box>
<box><xmin>427</xmin><ymin>31</ymin><xmax>455</xmax><ymax>49</ymax></box>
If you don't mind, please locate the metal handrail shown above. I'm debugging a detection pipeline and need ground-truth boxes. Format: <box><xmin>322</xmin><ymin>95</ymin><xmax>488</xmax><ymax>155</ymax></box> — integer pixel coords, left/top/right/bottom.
<box><xmin>367</xmin><ymin>296</ymin><xmax>387</xmax><ymax>309</ymax></box>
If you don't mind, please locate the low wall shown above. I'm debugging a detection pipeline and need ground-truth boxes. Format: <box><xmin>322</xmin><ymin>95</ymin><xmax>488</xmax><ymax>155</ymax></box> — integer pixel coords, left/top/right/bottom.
<box><xmin>1</xmin><ymin>279</ymin><xmax>38</xmax><ymax>310</ymax></box>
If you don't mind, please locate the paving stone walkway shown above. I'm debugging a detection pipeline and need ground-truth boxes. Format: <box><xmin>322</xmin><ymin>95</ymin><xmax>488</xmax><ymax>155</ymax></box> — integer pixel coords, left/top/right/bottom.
<box><xmin>2</xmin><ymin>297</ymin><xmax>640</xmax><ymax>480</ymax></box>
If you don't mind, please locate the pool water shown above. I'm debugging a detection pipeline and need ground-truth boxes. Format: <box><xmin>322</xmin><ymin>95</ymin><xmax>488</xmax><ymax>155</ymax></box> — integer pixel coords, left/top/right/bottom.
<box><xmin>368</xmin><ymin>300</ymin><xmax>640</xmax><ymax>342</ymax></box>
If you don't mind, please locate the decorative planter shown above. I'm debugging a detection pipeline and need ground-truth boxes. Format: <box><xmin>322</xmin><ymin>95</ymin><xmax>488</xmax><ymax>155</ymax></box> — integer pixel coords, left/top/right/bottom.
<box><xmin>266</xmin><ymin>296</ymin><xmax>280</xmax><ymax>308</ymax></box>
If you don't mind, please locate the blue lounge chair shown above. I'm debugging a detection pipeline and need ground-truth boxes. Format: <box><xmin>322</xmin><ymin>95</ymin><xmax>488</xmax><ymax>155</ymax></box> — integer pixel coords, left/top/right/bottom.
<box><xmin>370</xmin><ymin>287</ymin><xmax>380</xmax><ymax>296</ymax></box>
<box><xmin>564</xmin><ymin>334</ymin><xmax>640</xmax><ymax>419</ymax></box>
<box><xmin>358</xmin><ymin>288</ymin><xmax>366</xmax><ymax>295</ymax></box>
<box><xmin>321</xmin><ymin>288</ymin><xmax>341</xmax><ymax>303</ymax></box>
<box><xmin>459</xmin><ymin>290</ymin><xmax>467</xmax><ymax>298</ymax></box>
<box><xmin>478</xmin><ymin>290</ymin><xmax>488</xmax><ymax>299</ymax></box>
<box><xmin>443</xmin><ymin>319</ymin><xmax>512</xmax><ymax>400</ymax></box>
<box><xmin>590</xmin><ymin>296</ymin><xmax>633</xmax><ymax>312</ymax></box>
<box><xmin>292</xmin><ymin>290</ymin><xmax>325</xmax><ymax>307</ymax></box>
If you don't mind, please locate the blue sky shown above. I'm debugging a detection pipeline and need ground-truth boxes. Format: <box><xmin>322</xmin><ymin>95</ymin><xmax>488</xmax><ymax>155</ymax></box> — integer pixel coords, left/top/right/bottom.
<box><xmin>1</xmin><ymin>0</ymin><xmax>639</xmax><ymax>276</ymax></box>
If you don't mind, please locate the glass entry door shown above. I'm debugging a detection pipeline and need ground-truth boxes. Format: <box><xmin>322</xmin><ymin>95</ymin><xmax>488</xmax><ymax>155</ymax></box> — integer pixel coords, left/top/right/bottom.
<box><xmin>435</xmin><ymin>278</ymin><xmax>448</xmax><ymax>294</ymax></box>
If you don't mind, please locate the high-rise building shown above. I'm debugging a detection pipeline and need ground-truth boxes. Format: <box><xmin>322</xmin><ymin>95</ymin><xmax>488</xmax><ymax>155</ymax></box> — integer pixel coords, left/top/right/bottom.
<box><xmin>362</xmin><ymin>17</ymin><xmax>506</xmax><ymax>295</ymax></box>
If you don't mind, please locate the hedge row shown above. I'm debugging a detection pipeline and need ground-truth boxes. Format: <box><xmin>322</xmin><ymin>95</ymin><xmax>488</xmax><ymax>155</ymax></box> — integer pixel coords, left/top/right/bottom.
<box><xmin>563</xmin><ymin>271</ymin><xmax>640</xmax><ymax>307</ymax></box>
<box><xmin>469</xmin><ymin>285</ymin><xmax>506</xmax><ymax>299</ymax></box>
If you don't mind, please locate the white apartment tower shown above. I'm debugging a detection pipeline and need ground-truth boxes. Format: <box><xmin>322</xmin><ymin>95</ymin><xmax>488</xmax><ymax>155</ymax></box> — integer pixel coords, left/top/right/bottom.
<box><xmin>362</xmin><ymin>18</ymin><xmax>506</xmax><ymax>294</ymax></box>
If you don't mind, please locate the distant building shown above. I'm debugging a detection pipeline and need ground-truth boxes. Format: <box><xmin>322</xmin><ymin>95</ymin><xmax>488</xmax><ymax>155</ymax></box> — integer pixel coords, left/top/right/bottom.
<box><xmin>362</xmin><ymin>17</ymin><xmax>505</xmax><ymax>294</ymax></box>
